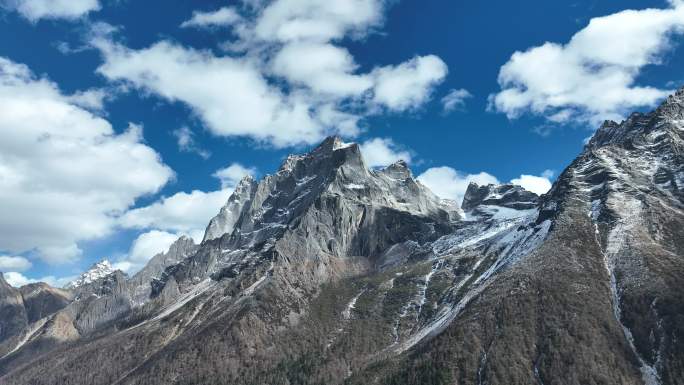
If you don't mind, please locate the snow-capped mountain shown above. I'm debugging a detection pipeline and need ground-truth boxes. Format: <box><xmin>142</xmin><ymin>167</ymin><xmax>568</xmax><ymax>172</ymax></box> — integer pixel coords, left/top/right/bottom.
<box><xmin>64</xmin><ymin>260</ymin><xmax>116</xmax><ymax>289</ymax></box>
<box><xmin>1</xmin><ymin>90</ymin><xmax>683</xmax><ymax>385</ymax></box>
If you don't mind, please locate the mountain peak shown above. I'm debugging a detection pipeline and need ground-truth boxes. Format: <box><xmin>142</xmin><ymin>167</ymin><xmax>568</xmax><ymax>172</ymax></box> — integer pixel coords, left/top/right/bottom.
<box><xmin>65</xmin><ymin>260</ymin><xmax>117</xmax><ymax>289</ymax></box>
<box><xmin>462</xmin><ymin>182</ymin><xmax>538</xmax><ymax>211</ymax></box>
<box><xmin>176</xmin><ymin>234</ymin><xmax>192</xmax><ymax>242</ymax></box>
<box><xmin>588</xmin><ymin>87</ymin><xmax>684</xmax><ymax>150</ymax></box>
<box><xmin>203</xmin><ymin>173</ymin><xmax>259</xmax><ymax>242</ymax></box>
<box><xmin>325</xmin><ymin>135</ymin><xmax>349</xmax><ymax>148</ymax></box>
<box><xmin>380</xmin><ymin>159</ymin><xmax>412</xmax><ymax>179</ymax></box>
<box><xmin>654</xmin><ymin>85</ymin><xmax>684</xmax><ymax>120</ymax></box>
<box><xmin>388</xmin><ymin>159</ymin><xmax>409</xmax><ymax>169</ymax></box>
<box><xmin>171</xmin><ymin>235</ymin><xmax>196</xmax><ymax>250</ymax></box>
<box><xmin>202</xmin><ymin>135</ymin><xmax>454</xmax><ymax>248</ymax></box>
<box><xmin>309</xmin><ymin>135</ymin><xmax>358</xmax><ymax>156</ymax></box>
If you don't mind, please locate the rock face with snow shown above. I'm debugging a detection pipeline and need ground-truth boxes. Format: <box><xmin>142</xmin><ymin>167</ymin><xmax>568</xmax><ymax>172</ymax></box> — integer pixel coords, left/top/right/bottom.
<box><xmin>127</xmin><ymin>235</ymin><xmax>198</xmax><ymax>305</ymax></box>
<box><xmin>461</xmin><ymin>182</ymin><xmax>539</xmax><ymax>211</ymax></box>
<box><xmin>363</xmin><ymin>88</ymin><xmax>684</xmax><ymax>385</ymax></box>
<box><xmin>203</xmin><ymin>176</ymin><xmax>258</xmax><ymax>242</ymax></box>
<box><xmin>152</xmin><ymin>136</ymin><xmax>461</xmax><ymax>295</ymax></box>
<box><xmin>1</xmin><ymin>90</ymin><xmax>684</xmax><ymax>385</ymax></box>
<box><xmin>65</xmin><ymin>260</ymin><xmax>116</xmax><ymax>290</ymax></box>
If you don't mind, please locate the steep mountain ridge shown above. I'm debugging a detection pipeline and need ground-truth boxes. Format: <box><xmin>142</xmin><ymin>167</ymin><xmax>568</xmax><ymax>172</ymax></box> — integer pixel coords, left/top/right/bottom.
<box><xmin>0</xmin><ymin>273</ymin><xmax>73</xmax><ymax>363</ymax></box>
<box><xmin>0</xmin><ymin>90</ymin><xmax>683</xmax><ymax>384</ymax></box>
<box><xmin>203</xmin><ymin>176</ymin><xmax>258</xmax><ymax>243</ymax></box>
<box><xmin>0</xmin><ymin>273</ymin><xmax>28</xmax><ymax>358</ymax></box>
<box><xmin>569</xmin><ymin>90</ymin><xmax>684</xmax><ymax>384</ymax></box>
<box><xmin>461</xmin><ymin>182</ymin><xmax>539</xmax><ymax>211</ymax></box>
<box><xmin>152</xmin><ymin>136</ymin><xmax>460</xmax><ymax>296</ymax></box>
<box><xmin>349</xmin><ymin>89</ymin><xmax>684</xmax><ymax>385</ymax></box>
<box><xmin>65</xmin><ymin>260</ymin><xmax>117</xmax><ymax>290</ymax></box>
<box><xmin>0</xmin><ymin>135</ymin><xmax>548</xmax><ymax>384</ymax></box>
<box><xmin>128</xmin><ymin>235</ymin><xmax>199</xmax><ymax>305</ymax></box>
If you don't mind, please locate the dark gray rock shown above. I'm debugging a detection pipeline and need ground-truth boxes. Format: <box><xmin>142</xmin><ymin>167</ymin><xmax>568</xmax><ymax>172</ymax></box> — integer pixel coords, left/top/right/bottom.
<box><xmin>462</xmin><ymin>182</ymin><xmax>539</xmax><ymax>211</ymax></box>
<box><xmin>0</xmin><ymin>273</ymin><xmax>28</xmax><ymax>358</ymax></box>
<box><xmin>18</xmin><ymin>283</ymin><xmax>71</xmax><ymax>324</ymax></box>
<box><xmin>203</xmin><ymin>176</ymin><xmax>258</xmax><ymax>242</ymax></box>
<box><xmin>128</xmin><ymin>235</ymin><xmax>198</xmax><ymax>305</ymax></box>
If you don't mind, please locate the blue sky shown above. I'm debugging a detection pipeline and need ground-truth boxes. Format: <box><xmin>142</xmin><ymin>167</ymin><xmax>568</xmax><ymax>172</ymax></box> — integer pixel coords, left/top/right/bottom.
<box><xmin>1</xmin><ymin>0</ymin><xmax>683</xmax><ymax>286</ymax></box>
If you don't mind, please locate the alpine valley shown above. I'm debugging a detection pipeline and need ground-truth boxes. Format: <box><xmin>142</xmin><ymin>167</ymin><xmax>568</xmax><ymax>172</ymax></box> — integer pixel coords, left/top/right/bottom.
<box><xmin>1</xmin><ymin>88</ymin><xmax>684</xmax><ymax>385</ymax></box>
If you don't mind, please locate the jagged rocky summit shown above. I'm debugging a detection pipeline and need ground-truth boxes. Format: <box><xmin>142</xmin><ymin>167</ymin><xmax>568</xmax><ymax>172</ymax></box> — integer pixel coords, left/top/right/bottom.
<box><xmin>0</xmin><ymin>89</ymin><xmax>683</xmax><ymax>385</ymax></box>
<box><xmin>65</xmin><ymin>260</ymin><xmax>117</xmax><ymax>289</ymax></box>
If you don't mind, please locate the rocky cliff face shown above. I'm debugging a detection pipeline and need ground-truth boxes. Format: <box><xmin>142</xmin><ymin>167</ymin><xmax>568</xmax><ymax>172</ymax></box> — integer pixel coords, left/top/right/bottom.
<box><xmin>0</xmin><ymin>274</ymin><xmax>72</xmax><ymax>364</ymax></box>
<box><xmin>1</xmin><ymin>91</ymin><xmax>683</xmax><ymax>385</ymax></box>
<box><xmin>461</xmin><ymin>182</ymin><xmax>539</xmax><ymax>211</ymax></box>
<box><xmin>203</xmin><ymin>176</ymin><xmax>258</xmax><ymax>242</ymax></box>
<box><xmin>64</xmin><ymin>260</ymin><xmax>116</xmax><ymax>290</ymax></box>
<box><xmin>556</xmin><ymin>90</ymin><xmax>684</xmax><ymax>384</ymax></box>
<box><xmin>128</xmin><ymin>235</ymin><xmax>198</xmax><ymax>305</ymax></box>
<box><xmin>0</xmin><ymin>274</ymin><xmax>28</xmax><ymax>358</ymax></box>
<box><xmin>152</xmin><ymin>136</ymin><xmax>460</xmax><ymax>295</ymax></box>
<box><xmin>349</xmin><ymin>89</ymin><xmax>684</xmax><ymax>385</ymax></box>
<box><xmin>18</xmin><ymin>284</ymin><xmax>72</xmax><ymax>324</ymax></box>
<box><xmin>0</xmin><ymin>237</ymin><xmax>198</xmax><ymax>373</ymax></box>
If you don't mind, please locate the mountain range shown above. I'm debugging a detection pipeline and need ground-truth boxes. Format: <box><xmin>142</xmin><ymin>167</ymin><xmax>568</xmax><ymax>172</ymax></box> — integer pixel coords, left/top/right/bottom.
<box><xmin>1</xmin><ymin>88</ymin><xmax>683</xmax><ymax>385</ymax></box>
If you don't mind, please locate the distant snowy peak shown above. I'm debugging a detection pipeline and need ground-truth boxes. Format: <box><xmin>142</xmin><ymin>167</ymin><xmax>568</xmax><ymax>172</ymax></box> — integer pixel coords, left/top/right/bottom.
<box><xmin>462</xmin><ymin>183</ymin><xmax>539</xmax><ymax>212</ymax></box>
<box><xmin>65</xmin><ymin>260</ymin><xmax>116</xmax><ymax>289</ymax></box>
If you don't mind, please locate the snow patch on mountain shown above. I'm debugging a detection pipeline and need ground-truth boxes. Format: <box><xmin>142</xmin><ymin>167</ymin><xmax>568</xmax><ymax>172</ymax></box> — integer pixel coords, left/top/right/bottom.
<box><xmin>343</xmin><ymin>289</ymin><xmax>365</xmax><ymax>320</ymax></box>
<box><xmin>65</xmin><ymin>260</ymin><xmax>116</xmax><ymax>289</ymax></box>
<box><xmin>589</xmin><ymin>193</ymin><xmax>661</xmax><ymax>385</ymax></box>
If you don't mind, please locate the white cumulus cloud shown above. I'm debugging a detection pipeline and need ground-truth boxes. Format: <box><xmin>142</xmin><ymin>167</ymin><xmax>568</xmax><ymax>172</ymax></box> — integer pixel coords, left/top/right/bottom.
<box><xmin>3</xmin><ymin>271</ymin><xmax>75</xmax><ymax>288</ymax></box>
<box><xmin>3</xmin><ymin>271</ymin><xmax>33</xmax><ymax>287</ymax></box>
<box><xmin>418</xmin><ymin>167</ymin><xmax>555</xmax><ymax>204</ymax></box>
<box><xmin>271</xmin><ymin>42</ymin><xmax>373</xmax><ymax>97</ymax></box>
<box><xmin>0</xmin><ymin>255</ymin><xmax>32</xmax><ymax>272</ymax></box>
<box><xmin>371</xmin><ymin>55</ymin><xmax>448</xmax><ymax>111</ymax></box>
<box><xmin>119</xmin><ymin>189</ymin><xmax>231</xmax><ymax>242</ymax></box>
<box><xmin>510</xmin><ymin>170</ymin><xmax>554</xmax><ymax>195</ymax></box>
<box><xmin>173</xmin><ymin>126</ymin><xmax>210</xmax><ymax>159</ymax></box>
<box><xmin>359</xmin><ymin>138</ymin><xmax>412</xmax><ymax>168</ymax></box>
<box><xmin>91</xmin><ymin>0</ymin><xmax>448</xmax><ymax>148</ymax></box>
<box><xmin>181</xmin><ymin>7</ymin><xmax>241</xmax><ymax>29</ymax></box>
<box><xmin>116</xmin><ymin>230</ymin><xmax>180</xmax><ymax>273</ymax></box>
<box><xmin>3</xmin><ymin>0</ymin><xmax>100</xmax><ymax>22</ymax></box>
<box><xmin>213</xmin><ymin>163</ymin><xmax>257</xmax><ymax>189</ymax></box>
<box><xmin>490</xmin><ymin>2</ymin><xmax>684</xmax><ymax>125</ymax></box>
<box><xmin>253</xmin><ymin>0</ymin><xmax>385</xmax><ymax>43</ymax></box>
<box><xmin>441</xmin><ymin>88</ymin><xmax>472</xmax><ymax>113</ymax></box>
<box><xmin>0</xmin><ymin>57</ymin><xmax>174</xmax><ymax>265</ymax></box>
<box><xmin>417</xmin><ymin>167</ymin><xmax>500</xmax><ymax>204</ymax></box>
<box><xmin>93</xmin><ymin>39</ymin><xmax>334</xmax><ymax>147</ymax></box>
